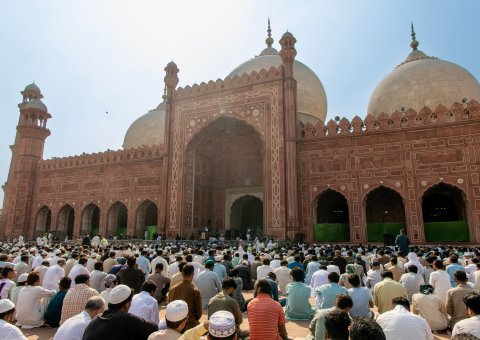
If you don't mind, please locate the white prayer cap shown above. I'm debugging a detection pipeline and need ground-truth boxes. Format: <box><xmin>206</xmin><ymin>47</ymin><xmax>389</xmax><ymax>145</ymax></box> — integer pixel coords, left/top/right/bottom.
<box><xmin>54</xmin><ymin>249</ymin><xmax>61</xmax><ymax>255</ymax></box>
<box><xmin>0</xmin><ymin>299</ymin><xmax>15</xmax><ymax>314</ymax></box>
<box><xmin>166</xmin><ymin>300</ymin><xmax>188</xmax><ymax>322</ymax></box>
<box><xmin>17</xmin><ymin>273</ymin><xmax>28</xmax><ymax>283</ymax></box>
<box><xmin>215</xmin><ymin>255</ymin><xmax>222</xmax><ymax>262</ymax></box>
<box><xmin>29</xmin><ymin>247</ymin><xmax>37</xmax><ymax>253</ymax></box>
<box><xmin>274</xmin><ymin>254</ymin><xmax>280</xmax><ymax>259</ymax></box>
<box><xmin>109</xmin><ymin>284</ymin><xmax>133</xmax><ymax>305</ymax></box>
<box><xmin>209</xmin><ymin>311</ymin><xmax>236</xmax><ymax>338</ymax></box>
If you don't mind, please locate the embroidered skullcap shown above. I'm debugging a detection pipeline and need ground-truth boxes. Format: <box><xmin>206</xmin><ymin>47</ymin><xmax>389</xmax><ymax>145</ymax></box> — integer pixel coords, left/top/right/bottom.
<box><xmin>0</xmin><ymin>299</ymin><xmax>15</xmax><ymax>313</ymax></box>
<box><xmin>109</xmin><ymin>284</ymin><xmax>133</xmax><ymax>305</ymax></box>
<box><xmin>165</xmin><ymin>300</ymin><xmax>189</xmax><ymax>322</ymax></box>
<box><xmin>17</xmin><ymin>273</ymin><xmax>28</xmax><ymax>283</ymax></box>
<box><xmin>208</xmin><ymin>311</ymin><xmax>236</xmax><ymax>338</ymax></box>
<box><xmin>420</xmin><ymin>283</ymin><xmax>434</xmax><ymax>295</ymax></box>
<box><xmin>215</xmin><ymin>255</ymin><xmax>222</xmax><ymax>262</ymax></box>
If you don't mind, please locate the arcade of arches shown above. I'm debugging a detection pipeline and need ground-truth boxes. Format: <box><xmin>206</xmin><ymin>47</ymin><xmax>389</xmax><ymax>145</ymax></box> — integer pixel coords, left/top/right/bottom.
<box><xmin>312</xmin><ymin>183</ymin><xmax>469</xmax><ymax>243</ymax></box>
<box><xmin>184</xmin><ymin>117</ymin><xmax>263</xmax><ymax>238</ymax></box>
<box><xmin>57</xmin><ymin>205</ymin><xmax>75</xmax><ymax>238</ymax></box>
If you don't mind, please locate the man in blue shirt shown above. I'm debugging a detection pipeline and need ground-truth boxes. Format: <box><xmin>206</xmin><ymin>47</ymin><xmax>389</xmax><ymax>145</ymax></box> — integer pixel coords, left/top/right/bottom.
<box><xmin>288</xmin><ymin>255</ymin><xmax>304</xmax><ymax>272</ymax></box>
<box><xmin>446</xmin><ymin>255</ymin><xmax>465</xmax><ymax>287</ymax></box>
<box><xmin>315</xmin><ymin>272</ymin><xmax>348</xmax><ymax>309</ymax></box>
<box><xmin>213</xmin><ymin>256</ymin><xmax>227</xmax><ymax>282</ymax></box>
<box><xmin>347</xmin><ymin>273</ymin><xmax>374</xmax><ymax>318</ymax></box>
<box><xmin>284</xmin><ymin>267</ymin><xmax>315</xmax><ymax>320</ymax></box>
<box><xmin>395</xmin><ymin>229</ymin><xmax>410</xmax><ymax>256</ymax></box>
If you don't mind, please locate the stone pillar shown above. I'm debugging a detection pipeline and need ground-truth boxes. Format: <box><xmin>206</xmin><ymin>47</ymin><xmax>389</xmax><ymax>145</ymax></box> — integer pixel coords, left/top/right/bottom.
<box><xmin>279</xmin><ymin>32</ymin><xmax>299</xmax><ymax>233</ymax></box>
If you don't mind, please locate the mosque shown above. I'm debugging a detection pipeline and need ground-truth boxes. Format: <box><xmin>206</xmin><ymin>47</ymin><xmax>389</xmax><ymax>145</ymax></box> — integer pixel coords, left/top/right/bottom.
<box><xmin>1</xmin><ymin>23</ymin><xmax>480</xmax><ymax>244</ymax></box>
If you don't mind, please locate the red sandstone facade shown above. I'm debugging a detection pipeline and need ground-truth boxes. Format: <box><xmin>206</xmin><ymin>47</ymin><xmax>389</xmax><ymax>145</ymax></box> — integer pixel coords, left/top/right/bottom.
<box><xmin>1</xmin><ymin>32</ymin><xmax>479</xmax><ymax>243</ymax></box>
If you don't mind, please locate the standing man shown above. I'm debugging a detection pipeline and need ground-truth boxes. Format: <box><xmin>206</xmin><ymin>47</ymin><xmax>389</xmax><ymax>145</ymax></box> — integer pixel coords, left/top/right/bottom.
<box><xmin>196</xmin><ymin>260</ymin><xmax>222</xmax><ymax>309</ymax></box>
<box><xmin>117</xmin><ymin>256</ymin><xmax>145</xmax><ymax>294</ymax></box>
<box><xmin>395</xmin><ymin>229</ymin><xmax>410</xmax><ymax>256</ymax></box>
<box><xmin>168</xmin><ymin>264</ymin><xmax>202</xmax><ymax>330</ymax></box>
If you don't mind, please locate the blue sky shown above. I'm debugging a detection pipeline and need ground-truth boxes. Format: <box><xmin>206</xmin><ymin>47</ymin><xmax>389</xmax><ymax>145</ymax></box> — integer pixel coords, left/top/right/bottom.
<box><xmin>1</xmin><ymin>1</ymin><xmax>479</xmax><ymax>207</ymax></box>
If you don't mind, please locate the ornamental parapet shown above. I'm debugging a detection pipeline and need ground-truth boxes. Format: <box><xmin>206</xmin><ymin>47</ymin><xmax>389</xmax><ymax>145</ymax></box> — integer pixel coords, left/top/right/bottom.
<box><xmin>299</xmin><ymin>100</ymin><xmax>480</xmax><ymax>139</ymax></box>
<box><xmin>174</xmin><ymin>66</ymin><xmax>282</xmax><ymax>99</ymax></box>
<box><xmin>39</xmin><ymin>144</ymin><xmax>164</xmax><ymax>170</ymax></box>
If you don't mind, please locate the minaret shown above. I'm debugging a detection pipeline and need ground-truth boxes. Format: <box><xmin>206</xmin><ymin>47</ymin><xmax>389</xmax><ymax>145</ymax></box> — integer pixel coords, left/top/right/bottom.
<box><xmin>279</xmin><ymin>32</ymin><xmax>300</xmax><ymax>233</ymax></box>
<box><xmin>160</xmin><ymin>61</ymin><xmax>179</xmax><ymax>236</ymax></box>
<box><xmin>0</xmin><ymin>83</ymin><xmax>51</xmax><ymax>237</ymax></box>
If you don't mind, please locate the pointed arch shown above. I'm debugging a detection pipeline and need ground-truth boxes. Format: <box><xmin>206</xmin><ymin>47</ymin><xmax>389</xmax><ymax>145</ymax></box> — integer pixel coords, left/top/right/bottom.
<box><xmin>135</xmin><ymin>199</ymin><xmax>158</xmax><ymax>239</ymax></box>
<box><xmin>313</xmin><ymin>189</ymin><xmax>350</xmax><ymax>242</ymax></box>
<box><xmin>57</xmin><ymin>204</ymin><xmax>75</xmax><ymax>238</ymax></box>
<box><xmin>230</xmin><ymin>195</ymin><xmax>263</xmax><ymax>239</ymax></box>
<box><xmin>81</xmin><ymin>203</ymin><xmax>100</xmax><ymax>236</ymax></box>
<box><xmin>35</xmin><ymin>205</ymin><xmax>51</xmax><ymax>235</ymax></box>
<box><xmin>365</xmin><ymin>186</ymin><xmax>406</xmax><ymax>242</ymax></box>
<box><xmin>107</xmin><ymin>201</ymin><xmax>128</xmax><ymax>236</ymax></box>
<box><xmin>421</xmin><ymin>182</ymin><xmax>469</xmax><ymax>242</ymax></box>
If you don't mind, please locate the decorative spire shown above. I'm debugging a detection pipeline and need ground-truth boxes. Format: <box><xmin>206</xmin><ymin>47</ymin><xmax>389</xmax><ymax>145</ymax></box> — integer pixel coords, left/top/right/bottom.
<box><xmin>265</xmin><ymin>18</ymin><xmax>274</xmax><ymax>48</ymax></box>
<box><xmin>410</xmin><ymin>22</ymin><xmax>419</xmax><ymax>50</ymax></box>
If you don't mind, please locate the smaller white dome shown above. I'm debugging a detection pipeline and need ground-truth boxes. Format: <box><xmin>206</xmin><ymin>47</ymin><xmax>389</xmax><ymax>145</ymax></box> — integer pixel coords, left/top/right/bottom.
<box><xmin>24</xmin><ymin>83</ymin><xmax>41</xmax><ymax>94</ymax></box>
<box><xmin>123</xmin><ymin>102</ymin><xmax>166</xmax><ymax>149</ymax></box>
<box><xmin>24</xmin><ymin>98</ymin><xmax>47</xmax><ymax>112</ymax></box>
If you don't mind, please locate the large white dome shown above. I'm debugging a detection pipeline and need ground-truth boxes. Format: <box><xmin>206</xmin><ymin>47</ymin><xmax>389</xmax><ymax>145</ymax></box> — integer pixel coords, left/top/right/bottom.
<box><xmin>123</xmin><ymin>102</ymin><xmax>165</xmax><ymax>149</ymax></box>
<box><xmin>368</xmin><ymin>35</ymin><xmax>480</xmax><ymax>117</ymax></box>
<box><xmin>228</xmin><ymin>26</ymin><xmax>327</xmax><ymax>124</ymax></box>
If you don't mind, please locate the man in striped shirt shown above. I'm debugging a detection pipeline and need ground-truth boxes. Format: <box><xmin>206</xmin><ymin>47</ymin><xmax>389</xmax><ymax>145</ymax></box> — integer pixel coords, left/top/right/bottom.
<box><xmin>247</xmin><ymin>279</ymin><xmax>289</xmax><ymax>340</ymax></box>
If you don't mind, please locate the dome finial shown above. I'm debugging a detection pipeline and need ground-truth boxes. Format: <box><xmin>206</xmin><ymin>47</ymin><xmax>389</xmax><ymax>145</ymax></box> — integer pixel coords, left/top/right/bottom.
<box><xmin>265</xmin><ymin>18</ymin><xmax>274</xmax><ymax>48</ymax></box>
<box><xmin>410</xmin><ymin>22</ymin><xmax>419</xmax><ymax>50</ymax></box>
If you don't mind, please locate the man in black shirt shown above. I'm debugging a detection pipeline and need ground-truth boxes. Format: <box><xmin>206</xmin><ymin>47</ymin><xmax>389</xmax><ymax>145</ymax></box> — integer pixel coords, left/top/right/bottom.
<box><xmin>83</xmin><ymin>284</ymin><xmax>158</xmax><ymax>340</ymax></box>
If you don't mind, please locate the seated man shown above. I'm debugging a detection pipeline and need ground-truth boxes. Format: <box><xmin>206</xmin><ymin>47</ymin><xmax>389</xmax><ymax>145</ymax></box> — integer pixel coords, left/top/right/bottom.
<box><xmin>44</xmin><ymin>277</ymin><xmax>72</xmax><ymax>327</ymax></box>
<box><xmin>147</xmin><ymin>300</ymin><xmax>209</xmax><ymax>340</ymax></box>
<box><xmin>324</xmin><ymin>309</ymin><xmax>351</xmax><ymax>340</ymax></box>
<box><xmin>128</xmin><ymin>280</ymin><xmax>159</xmax><ymax>326</ymax></box>
<box><xmin>452</xmin><ymin>292</ymin><xmax>480</xmax><ymax>338</ymax></box>
<box><xmin>412</xmin><ymin>284</ymin><xmax>448</xmax><ymax>332</ymax></box>
<box><xmin>307</xmin><ymin>294</ymin><xmax>353</xmax><ymax>340</ymax></box>
<box><xmin>83</xmin><ymin>284</ymin><xmax>158</xmax><ymax>340</ymax></box>
<box><xmin>247</xmin><ymin>279</ymin><xmax>289</xmax><ymax>340</ymax></box>
<box><xmin>0</xmin><ymin>299</ymin><xmax>27</xmax><ymax>339</ymax></box>
<box><xmin>284</xmin><ymin>267</ymin><xmax>315</xmax><ymax>320</ymax></box>
<box><xmin>315</xmin><ymin>272</ymin><xmax>348</xmax><ymax>309</ymax></box>
<box><xmin>53</xmin><ymin>296</ymin><xmax>105</xmax><ymax>340</ymax></box>
<box><xmin>349</xmin><ymin>317</ymin><xmax>386</xmax><ymax>340</ymax></box>
<box><xmin>377</xmin><ymin>297</ymin><xmax>433</xmax><ymax>340</ymax></box>
<box><xmin>347</xmin><ymin>273</ymin><xmax>374</xmax><ymax>318</ymax></box>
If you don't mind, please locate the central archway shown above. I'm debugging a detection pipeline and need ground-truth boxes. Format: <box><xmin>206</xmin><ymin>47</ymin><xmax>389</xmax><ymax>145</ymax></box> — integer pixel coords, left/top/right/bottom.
<box><xmin>183</xmin><ymin>117</ymin><xmax>264</xmax><ymax>239</ymax></box>
<box><xmin>230</xmin><ymin>195</ymin><xmax>264</xmax><ymax>238</ymax></box>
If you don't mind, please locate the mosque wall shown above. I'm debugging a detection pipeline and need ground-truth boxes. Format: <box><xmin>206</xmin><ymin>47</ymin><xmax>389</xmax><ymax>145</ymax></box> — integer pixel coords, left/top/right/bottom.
<box><xmin>26</xmin><ymin>145</ymin><xmax>165</xmax><ymax>239</ymax></box>
<box><xmin>298</xmin><ymin>100</ymin><xmax>480</xmax><ymax>243</ymax></box>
